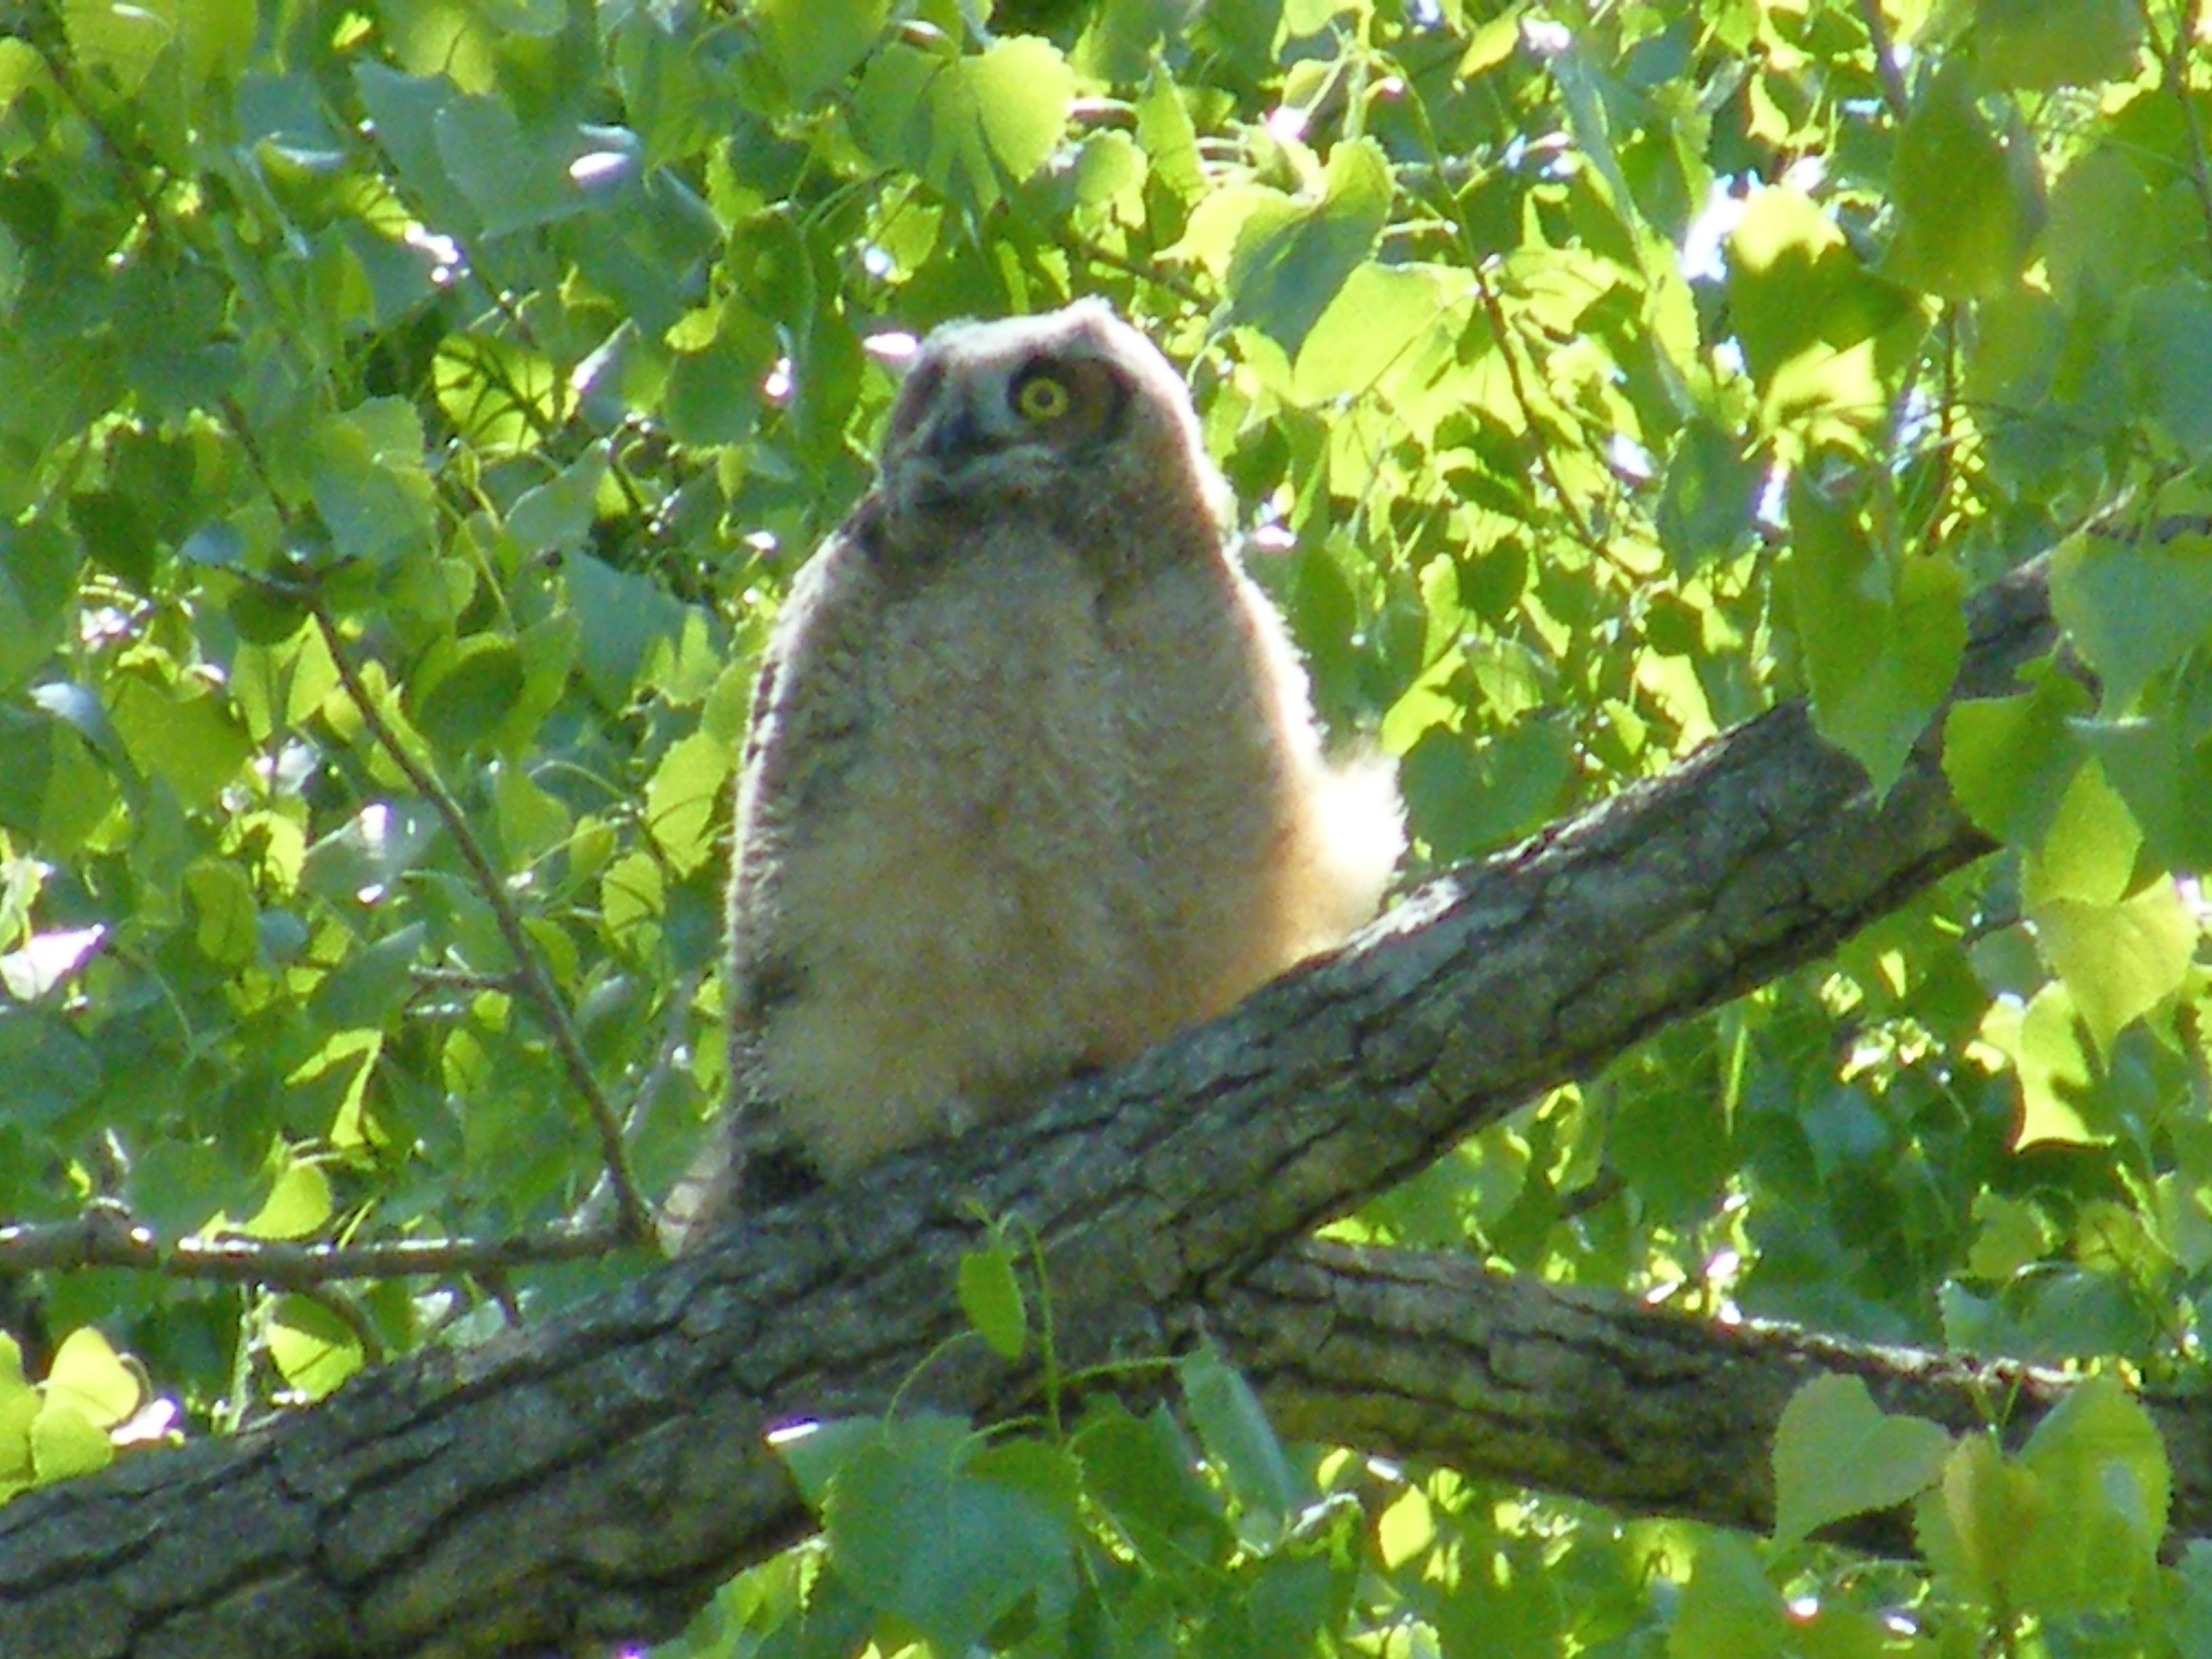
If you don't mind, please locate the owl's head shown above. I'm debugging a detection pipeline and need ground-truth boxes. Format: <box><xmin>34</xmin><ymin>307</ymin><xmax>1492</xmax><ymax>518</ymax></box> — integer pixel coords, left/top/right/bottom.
<box><xmin>872</xmin><ymin>300</ymin><xmax>1229</xmax><ymax>567</ymax></box>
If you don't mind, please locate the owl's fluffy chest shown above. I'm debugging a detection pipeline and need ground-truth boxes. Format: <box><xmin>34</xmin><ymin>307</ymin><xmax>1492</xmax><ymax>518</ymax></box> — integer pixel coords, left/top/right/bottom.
<box><xmin>748</xmin><ymin>536</ymin><xmax>1279</xmax><ymax>1174</ymax></box>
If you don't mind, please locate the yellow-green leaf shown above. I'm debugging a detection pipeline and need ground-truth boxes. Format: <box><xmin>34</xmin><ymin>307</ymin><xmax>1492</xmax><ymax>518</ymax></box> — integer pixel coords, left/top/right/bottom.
<box><xmin>2032</xmin><ymin>880</ymin><xmax>2194</xmax><ymax>1057</ymax></box>
<box><xmin>266</xmin><ymin>1296</ymin><xmax>365</xmax><ymax>1401</ymax></box>
<box><xmin>45</xmin><ymin>1328</ymin><xmax>144</xmax><ymax>1429</ymax></box>
<box><xmin>28</xmin><ymin>1399</ymin><xmax>113</xmax><ymax>1483</ymax></box>
<box><xmin>239</xmin><ymin>1161</ymin><xmax>334</xmax><ymax>1242</ymax></box>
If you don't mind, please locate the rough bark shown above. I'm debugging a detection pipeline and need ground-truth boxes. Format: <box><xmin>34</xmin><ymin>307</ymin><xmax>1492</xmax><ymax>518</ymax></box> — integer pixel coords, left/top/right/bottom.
<box><xmin>1228</xmin><ymin>1240</ymin><xmax>2212</xmax><ymax>1558</ymax></box>
<box><xmin>0</xmin><ymin>560</ymin><xmax>2097</xmax><ymax>1659</ymax></box>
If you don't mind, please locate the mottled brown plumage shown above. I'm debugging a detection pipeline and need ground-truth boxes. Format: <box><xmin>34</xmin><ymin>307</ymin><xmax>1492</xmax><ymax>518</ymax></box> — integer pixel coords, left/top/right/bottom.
<box><xmin>663</xmin><ymin>301</ymin><xmax>1401</xmax><ymax>1250</ymax></box>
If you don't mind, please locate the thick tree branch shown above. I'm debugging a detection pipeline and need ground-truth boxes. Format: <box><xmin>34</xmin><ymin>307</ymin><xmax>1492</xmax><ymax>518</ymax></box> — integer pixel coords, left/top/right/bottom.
<box><xmin>1227</xmin><ymin>1240</ymin><xmax>2212</xmax><ymax>1557</ymax></box>
<box><xmin>0</xmin><ymin>562</ymin><xmax>2068</xmax><ymax>1659</ymax></box>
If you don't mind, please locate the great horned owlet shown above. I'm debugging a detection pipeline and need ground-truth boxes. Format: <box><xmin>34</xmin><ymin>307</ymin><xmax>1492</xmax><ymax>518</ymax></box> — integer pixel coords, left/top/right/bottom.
<box><xmin>662</xmin><ymin>300</ymin><xmax>1404</xmax><ymax>1249</ymax></box>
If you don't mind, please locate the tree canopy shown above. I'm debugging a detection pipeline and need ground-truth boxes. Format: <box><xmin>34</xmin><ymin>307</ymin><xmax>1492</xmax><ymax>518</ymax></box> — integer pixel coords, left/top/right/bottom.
<box><xmin>3</xmin><ymin>0</ymin><xmax>2212</xmax><ymax>1653</ymax></box>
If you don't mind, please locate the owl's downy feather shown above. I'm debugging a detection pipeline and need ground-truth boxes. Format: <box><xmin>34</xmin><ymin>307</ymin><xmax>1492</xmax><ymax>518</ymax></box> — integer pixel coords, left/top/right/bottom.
<box><xmin>661</xmin><ymin>301</ymin><xmax>1403</xmax><ymax>1249</ymax></box>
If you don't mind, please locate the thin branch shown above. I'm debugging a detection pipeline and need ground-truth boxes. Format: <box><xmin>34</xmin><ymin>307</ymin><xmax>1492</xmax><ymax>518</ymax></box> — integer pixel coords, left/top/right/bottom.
<box><xmin>1066</xmin><ymin>229</ymin><xmax>1212</xmax><ymax>306</ymax></box>
<box><xmin>1465</xmin><ymin>259</ymin><xmax>1612</xmax><ymax>558</ymax></box>
<box><xmin>2144</xmin><ymin>0</ymin><xmax>2212</xmax><ymax>249</ymax></box>
<box><xmin>202</xmin><ymin>393</ymin><xmax>655</xmax><ymax>1244</ymax></box>
<box><xmin>28</xmin><ymin>32</ymin><xmax>169</xmax><ymax>236</ymax></box>
<box><xmin>304</xmin><ymin>595</ymin><xmax>657</xmax><ymax>1244</ymax></box>
<box><xmin>1855</xmin><ymin>0</ymin><xmax>1912</xmax><ymax>122</ymax></box>
<box><xmin>410</xmin><ymin>965</ymin><xmax>525</xmax><ymax>994</ymax></box>
<box><xmin>0</xmin><ymin>1208</ymin><xmax>630</xmax><ymax>1288</ymax></box>
<box><xmin>1396</xmin><ymin>83</ymin><xmax>1615</xmax><ymax>567</ymax></box>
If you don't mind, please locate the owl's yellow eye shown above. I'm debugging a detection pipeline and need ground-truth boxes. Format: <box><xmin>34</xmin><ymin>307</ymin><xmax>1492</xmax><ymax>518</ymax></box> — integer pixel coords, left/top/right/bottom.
<box><xmin>1013</xmin><ymin>373</ymin><xmax>1072</xmax><ymax>422</ymax></box>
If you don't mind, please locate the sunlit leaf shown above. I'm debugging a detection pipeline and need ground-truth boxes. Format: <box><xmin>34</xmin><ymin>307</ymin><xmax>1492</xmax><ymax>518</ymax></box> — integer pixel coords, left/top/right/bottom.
<box><xmin>1772</xmin><ymin>1374</ymin><xmax>1952</xmax><ymax>1544</ymax></box>
<box><xmin>266</xmin><ymin>1296</ymin><xmax>366</xmax><ymax>1401</ymax></box>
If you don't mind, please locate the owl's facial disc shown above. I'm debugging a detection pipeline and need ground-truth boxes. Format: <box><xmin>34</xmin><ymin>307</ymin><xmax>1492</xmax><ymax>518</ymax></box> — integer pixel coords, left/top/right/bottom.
<box><xmin>872</xmin><ymin>302</ymin><xmax>1227</xmax><ymax>556</ymax></box>
<box><xmin>909</xmin><ymin>350</ymin><xmax>1129</xmax><ymax>481</ymax></box>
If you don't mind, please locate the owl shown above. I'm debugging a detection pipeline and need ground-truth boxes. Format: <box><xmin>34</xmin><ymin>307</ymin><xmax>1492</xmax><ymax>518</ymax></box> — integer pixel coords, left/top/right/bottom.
<box><xmin>661</xmin><ymin>300</ymin><xmax>1403</xmax><ymax>1249</ymax></box>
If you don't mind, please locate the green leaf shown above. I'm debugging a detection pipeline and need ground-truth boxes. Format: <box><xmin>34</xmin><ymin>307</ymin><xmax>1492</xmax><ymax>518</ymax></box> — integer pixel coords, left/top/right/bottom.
<box><xmin>1668</xmin><ymin>1531</ymin><xmax>1786</xmax><ymax>1658</ymax></box>
<box><xmin>1656</xmin><ymin>418</ymin><xmax>1763</xmax><ymax>571</ymax></box>
<box><xmin>1727</xmin><ymin>187</ymin><xmax>1918</xmax><ymax>433</ymax></box>
<box><xmin>434</xmin><ymin>95</ymin><xmax>583</xmax><ymax>237</ymax></box>
<box><xmin>1071</xmin><ymin>1399</ymin><xmax>1232</xmax><ymax>1578</ymax></box>
<box><xmin>0</xmin><ymin>1339</ymin><xmax>37</xmax><ymax>1496</ymax></box>
<box><xmin>1294</xmin><ymin>261</ymin><xmax>1468</xmax><ymax>406</ymax></box>
<box><xmin>173</xmin><ymin>0</ymin><xmax>257</xmax><ymax>89</ymax></box>
<box><xmin>600</xmin><ymin>850</ymin><xmax>664</xmax><ymax>943</ymax></box>
<box><xmin>1225</xmin><ymin>139</ymin><xmax>1392</xmax><ymax>356</ymax></box>
<box><xmin>1941</xmin><ymin>670</ymin><xmax>2089</xmax><ymax>845</ymax></box>
<box><xmin>406</xmin><ymin>634</ymin><xmax>527</xmax><ymax>756</ymax></box>
<box><xmin>28</xmin><ymin>1398</ymin><xmax>113</xmax><ymax>1483</ymax></box>
<box><xmin>755</xmin><ymin>0</ymin><xmax>889</xmax><ymax>101</ymax></box>
<box><xmin>643</xmin><ymin>729</ymin><xmax>733</xmax><ymax>876</ymax></box>
<box><xmin>1881</xmin><ymin>62</ymin><xmax>2044</xmax><ymax>300</ymax></box>
<box><xmin>1976</xmin><ymin>0</ymin><xmax>2143</xmax><ymax>91</ymax></box>
<box><xmin>1914</xmin><ymin>1433</ymin><xmax>2049</xmax><ymax>1603</ymax></box>
<box><xmin>2076</xmin><ymin>708</ymin><xmax>2212</xmax><ymax>871</ymax></box>
<box><xmin>1990</xmin><ymin>981</ymin><xmax>2104</xmax><ymax>1147</ymax></box>
<box><xmin>1782</xmin><ymin>482</ymin><xmax>1966</xmax><ymax>794</ymax></box>
<box><xmin>565</xmin><ymin>551</ymin><xmax>687</xmax><ymax>709</ymax></box>
<box><xmin>855</xmin><ymin>37</ymin><xmax>1073</xmax><ymax>214</ymax></box>
<box><xmin>45</xmin><ymin>1327</ymin><xmax>145</xmax><ymax>1429</ymax></box>
<box><xmin>1401</xmin><ymin>718</ymin><xmax>1574</xmax><ymax>861</ymax></box>
<box><xmin>352</xmin><ymin>62</ymin><xmax>478</xmax><ymax>233</ymax></box>
<box><xmin>771</xmin><ymin>1416</ymin><xmax>884</xmax><ymax>1507</ymax></box>
<box><xmin>1181</xmin><ymin>1347</ymin><xmax>1298</xmax><ymax>1523</ymax></box>
<box><xmin>265</xmin><ymin>1294</ymin><xmax>365</xmax><ymax>1401</ymax></box>
<box><xmin>106</xmin><ymin>672</ymin><xmax>251</xmax><ymax>806</ymax></box>
<box><xmin>1771</xmin><ymin>1374</ymin><xmax>1952</xmax><ymax>1544</ymax></box>
<box><xmin>237</xmin><ymin>1161</ymin><xmax>333</xmax><ymax>1242</ymax></box>
<box><xmin>1965</xmin><ymin>1193</ymin><xmax>2053</xmax><ymax>1279</ymax></box>
<box><xmin>2010</xmin><ymin>1375</ymin><xmax>2169</xmax><ymax>1613</ymax></box>
<box><xmin>2124</xmin><ymin>278</ymin><xmax>2212</xmax><ymax>459</ymax></box>
<box><xmin>308</xmin><ymin>399</ymin><xmax>436</xmax><ymax>567</ymax></box>
<box><xmin>508</xmin><ymin>444</ymin><xmax>609</xmax><ymax>552</ymax></box>
<box><xmin>0</xmin><ymin>521</ymin><xmax>75</xmax><ymax>694</ymax></box>
<box><xmin>2051</xmin><ymin>529</ymin><xmax>2212</xmax><ymax>712</ymax></box>
<box><xmin>1609</xmin><ymin>1055</ymin><xmax>1731</xmax><ymax>1220</ymax></box>
<box><xmin>492</xmin><ymin>760</ymin><xmax>571</xmax><ymax>863</ymax></box>
<box><xmin>1134</xmin><ymin>69</ymin><xmax>1203</xmax><ymax>198</ymax></box>
<box><xmin>956</xmin><ymin>1241</ymin><xmax>1027</xmax><ymax>1362</ymax></box>
<box><xmin>434</xmin><ymin>334</ymin><xmax>568</xmax><ymax>456</ymax></box>
<box><xmin>2031</xmin><ymin>881</ymin><xmax>2194</xmax><ymax>1057</ymax></box>
<box><xmin>300</xmin><ymin>802</ymin><xmax>440</xmax><ymax>904</ymax></box>
<box><xmin>823</xmin><ymin>1416</ymin><xmax>1077</xmax><ymax>1656</ymax></box>
<box><xmin>2024</xmin><ymin>760</ymin><xmax>2140</xmax><ymax>908</ymax></box>
<box><xmin>63</xmin><ymin>0</ymin><xmax>168</xmax><ymax>94</ymax></box>
<box><xmin>310</xmin><ymin>920</ymin><xmax>428</xmax><ymax>1029</ymax></box>
<box><xmin>184</xmin><ymin>856</ymin><xmax>260</xmax><ymax>966</ymax></box>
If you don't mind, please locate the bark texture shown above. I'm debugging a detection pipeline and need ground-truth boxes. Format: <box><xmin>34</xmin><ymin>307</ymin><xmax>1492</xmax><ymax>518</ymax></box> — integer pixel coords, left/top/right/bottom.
<box><xmin>4</xmin><ymin>560</ymin><xmax>2141</xmax><ymax>1659</ymax></box>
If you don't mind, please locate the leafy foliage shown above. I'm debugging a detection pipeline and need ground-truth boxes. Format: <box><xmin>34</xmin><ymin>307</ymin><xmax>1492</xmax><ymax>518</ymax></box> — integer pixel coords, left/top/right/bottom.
<box><xmin>2</xmin><ymin>0</ymin><xmax>2211</xmax><ymax>1649</ymax></box>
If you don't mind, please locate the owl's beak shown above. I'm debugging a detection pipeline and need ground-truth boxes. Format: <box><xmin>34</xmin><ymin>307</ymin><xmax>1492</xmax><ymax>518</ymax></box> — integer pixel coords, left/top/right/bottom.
<box><xmin>918</xmin><ymin>403</ymin><xmax>993</xmax><ymax>465</ymax></box>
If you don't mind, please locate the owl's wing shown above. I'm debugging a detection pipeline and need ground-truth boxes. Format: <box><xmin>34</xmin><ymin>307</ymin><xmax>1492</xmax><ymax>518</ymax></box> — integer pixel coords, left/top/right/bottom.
<box><xmin>661</xmin><ymin>528</ymin><xmax>880</xmax><ymax>1250</ymax></box>
<box><xmin>725</xmin><ymin>527</ymin><xmax>882</xmax><ymax>1029</ymax></box>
